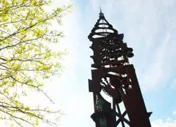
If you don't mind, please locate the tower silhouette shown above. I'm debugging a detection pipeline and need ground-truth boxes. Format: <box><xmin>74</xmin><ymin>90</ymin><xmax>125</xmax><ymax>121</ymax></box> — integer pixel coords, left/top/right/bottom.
<box><xmin>88</xmin><ymin>10</ymin><xmax>152</xmax><ymax>127</ymax></box>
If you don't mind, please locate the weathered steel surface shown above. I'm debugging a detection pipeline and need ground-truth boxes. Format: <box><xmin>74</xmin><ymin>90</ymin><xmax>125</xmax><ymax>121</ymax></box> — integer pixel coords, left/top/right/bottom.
<box><xmin>88</xmin><ymin>11</ymin><xmax>152</xmax><ymax>127</ymax></box>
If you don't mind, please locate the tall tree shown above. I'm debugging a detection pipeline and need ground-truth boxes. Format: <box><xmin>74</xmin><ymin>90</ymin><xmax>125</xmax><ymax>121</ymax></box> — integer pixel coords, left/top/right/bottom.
<box><xmin>0</xmin><ymin>0</ymin><xmax>71</xmax><ymax>126</ymax></box>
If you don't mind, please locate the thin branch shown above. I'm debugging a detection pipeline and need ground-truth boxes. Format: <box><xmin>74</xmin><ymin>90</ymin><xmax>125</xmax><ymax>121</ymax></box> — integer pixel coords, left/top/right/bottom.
<box><xmin>12</xmin><ymin>117</ymin><xmax>23</xmax><ymax>127</ymax></box>
<box><xmin>0</xmin><ymin>109</ymin><xmax>35</xmax><ymax>127</ymax></box>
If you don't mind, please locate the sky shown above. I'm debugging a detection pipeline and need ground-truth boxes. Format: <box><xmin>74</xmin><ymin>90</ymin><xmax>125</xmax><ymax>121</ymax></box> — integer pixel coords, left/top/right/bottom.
<box><xmin>44</xmin><ymin>0</ymin><xmax>176</xmax><ymax>127</ymax></box>
<box><xmin>1</xmin><ymin>0</ymin><xmax>175</xmax><ymax>127</ymax></box>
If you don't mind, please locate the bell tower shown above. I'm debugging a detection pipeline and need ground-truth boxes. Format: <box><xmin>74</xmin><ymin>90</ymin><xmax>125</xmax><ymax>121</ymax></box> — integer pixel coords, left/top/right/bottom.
<box><xmin>88</xmin><ymin>10</ymin><xmax>152</xmax><ymax>127</ymax></box>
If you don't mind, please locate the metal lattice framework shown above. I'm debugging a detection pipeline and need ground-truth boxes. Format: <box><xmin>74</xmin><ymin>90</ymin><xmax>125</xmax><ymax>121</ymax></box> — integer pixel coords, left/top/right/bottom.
<box><xmin>88</xmin><ymin>10</ymin><xmax>152</xmax><ymax>127</ymax></box>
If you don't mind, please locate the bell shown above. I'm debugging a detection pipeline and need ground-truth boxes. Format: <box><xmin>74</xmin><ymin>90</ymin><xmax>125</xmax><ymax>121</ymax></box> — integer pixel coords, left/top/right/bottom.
<box><xmin>118</xmin><ymin>34</ymin><xmax>124</xmax><ymax>40</ymax></box>
<box><xmin>89</xmin><ymin>45</ymin><xmax>94</xmax><ymax>50</ymax></box>
<box><xmin>109</xmin><ymin>53</ymin><xmax>114</xmax><ymax>59</ymax></box>
<box><xmin>91</xmin><ymin>111</ymin><xmax>116</xmax><ymax>127</ymax></box>
<box><xmin>126</xmin><ymin>48</ymin><xmax>134</xmax><ymax>58</ymax></box>
<box><xmin>96</xmin><ymin>99</ymin><xmax>105</xmax><ymax>111</ymax></box>
<box><xmin>91</xmin><ymin>111</ymin><xmax>105</xmax><ymax>122</ymax></box>
<box><xmin>120</xmin><ymin>77</ymin><xmax>128</xmax><ymax>85</ymax></box>
<box><xmin>91</xmin><ymin>112</ymin><xmax>107</xmax><ymax>127</ymax></box>
<box><xmin>115</xmin><ymin>96</ymin><xmax>122</xmax><ymax>104</ymax></box>
<box><xmin>90</xmin><ymin>43</ymin><xmax>99</xmax><ymax>51</ymax></box>
<box><xmin>126</xmin><ymin>47</ymin><xmax>133</xmax><ymax>53</ymax></box>
<box><xmin>115</xmin><ymin>43</ymin><xmax>120</xmax><ymax>48</ymax></box>
<box><xmin>116</xmin><ymin>50</ymin><xmax>122</xmax><ymax>57</ymax></box>
<box><xmin>100</xmin><ymin>118</ymin><xmax>107</xmax><ymax>127</ymax></box>
<box><xmin>90</xmin><ymin>55</ymin><xmax>101</xmax><ymax>63</ymax></box>
<box><xmin>91</xmin><ymin>112</ymin><xmax>100</xmax><ymax>122</ymax></box>
<box><xmin>147</xmin><ymin>112</ymin><xmax>152</xmax><ymax>117</ymax></box>
<box><xmin>127</xmin><ymin>52</ymin><xmax>134</xmax><ymax>58</ymax></box>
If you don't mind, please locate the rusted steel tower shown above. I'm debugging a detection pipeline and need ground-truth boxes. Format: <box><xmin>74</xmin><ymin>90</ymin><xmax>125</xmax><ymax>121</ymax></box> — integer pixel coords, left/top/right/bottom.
<box><xmin>88</xmin><ymin>10</ymin><xmax>152</xmax><ymax>127</ymax></box>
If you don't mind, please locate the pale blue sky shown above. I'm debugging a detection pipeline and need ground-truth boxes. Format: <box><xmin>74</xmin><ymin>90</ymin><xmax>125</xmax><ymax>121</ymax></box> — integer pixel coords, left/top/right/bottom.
<box><xmin>0</xmin><ymin>0</ymin><xmax>176</xmax><ymax>127</ymax></box>
<box><xmin>1</xmin><ymin>0</ymin><xmax>173</xmax><ymax>127</ymax></box>
<box><xmin>47</xmin><ymin>0</ymin><xmax>176</xmax><ymax>127</ymax></box>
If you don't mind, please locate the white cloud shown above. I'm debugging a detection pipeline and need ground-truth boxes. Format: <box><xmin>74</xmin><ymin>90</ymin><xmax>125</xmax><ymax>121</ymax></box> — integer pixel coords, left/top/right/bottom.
<box><xmin>171</xmin><ymin>79</ymin><xmax>176</xmax><ymax>88</ymax></box>
<box><xmin>152</xmin><ymin>119</ymin><xmax>176</xmax><ymax>127</ymax></box>
<box><xmin>173</xmin><ymin>110</ymin><xmax>176</xmax><ymax>116</ymax></box>
<box><xmin>139</xmin><ymin>27</ymin><xmax>173</xmax><ymax>91</ymax></box>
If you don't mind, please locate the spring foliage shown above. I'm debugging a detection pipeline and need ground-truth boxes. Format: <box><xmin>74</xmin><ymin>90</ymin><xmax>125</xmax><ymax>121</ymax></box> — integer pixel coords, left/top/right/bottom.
<box><xmin>0</xmin><ymin>0</ymin><xmax>70</xmax><ymax>126</ymax></box>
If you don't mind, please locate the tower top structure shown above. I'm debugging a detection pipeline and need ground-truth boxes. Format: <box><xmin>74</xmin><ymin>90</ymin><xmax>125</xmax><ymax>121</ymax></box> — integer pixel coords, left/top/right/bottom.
<box><xmin>88</xmin><ymin>9</ymin><xmax>118</xmax><ymax>41</ymax></box>
<box><xmin>99</xmin><ymin>8</ymin><xmax>104</xmax><ymax>18</ymax></box>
